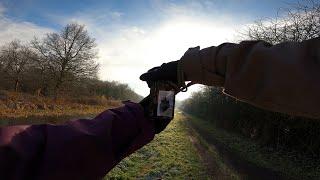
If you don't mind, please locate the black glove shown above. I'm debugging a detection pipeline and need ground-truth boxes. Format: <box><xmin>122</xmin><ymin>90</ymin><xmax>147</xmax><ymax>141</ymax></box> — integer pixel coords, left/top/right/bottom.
<box><xmin>140</xmin><ymin>61</ymin><xmax>179</xmax><ymax>87</ymax></box>
<box><xmin>139</xmin><ymin>95</ymin><xmax>172</xmax><ymax>134</ymax></box>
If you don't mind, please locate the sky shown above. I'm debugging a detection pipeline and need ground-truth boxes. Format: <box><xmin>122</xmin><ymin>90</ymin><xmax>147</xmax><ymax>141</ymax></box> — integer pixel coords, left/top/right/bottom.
<box><xmin>0</xmin><ymin>0</ymin><xmax>300</xmax><ymax>100</ymax></box>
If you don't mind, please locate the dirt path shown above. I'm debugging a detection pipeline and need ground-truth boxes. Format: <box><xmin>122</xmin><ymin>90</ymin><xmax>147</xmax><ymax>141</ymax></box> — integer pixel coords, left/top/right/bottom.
<box><xmin>187</xmin><ymin>119</ymin><xmax>290</xmax><ymax>180</ymax></box>
<box><xmin>188</xmin><ymin>134</ymin><xmax>222</xmax><ymax>179</ymax></box>
<box><xmin>187</xmin><ymin>125</ymin><xmax>238</xmax><ymax>180</ymax></box>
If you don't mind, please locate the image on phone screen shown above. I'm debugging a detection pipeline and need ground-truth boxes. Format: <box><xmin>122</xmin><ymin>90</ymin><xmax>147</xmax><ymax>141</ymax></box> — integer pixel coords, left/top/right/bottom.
<box><xmin>157</xmin><ymin>90</ymin><xmax>175</xmax><ymax>117</ymax></box>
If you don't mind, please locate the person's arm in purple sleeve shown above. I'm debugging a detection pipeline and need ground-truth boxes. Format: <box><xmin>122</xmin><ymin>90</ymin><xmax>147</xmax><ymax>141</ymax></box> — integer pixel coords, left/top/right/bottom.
<box><xmin>0</xmin><ymin>101</ymin><xmax>159</xmax><ymax>180</ymax></box>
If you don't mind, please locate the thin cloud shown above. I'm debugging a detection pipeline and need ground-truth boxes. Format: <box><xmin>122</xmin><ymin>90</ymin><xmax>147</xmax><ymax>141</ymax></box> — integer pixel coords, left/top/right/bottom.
<box><xmin>0</xmin><ymin>7</ymin><xmax>52</xmax><ymax>45</ymax></box>
<box><xmin>110</xmin><ymin>11</ymin><xmax>124</xmax><ymax>19</ymax></box>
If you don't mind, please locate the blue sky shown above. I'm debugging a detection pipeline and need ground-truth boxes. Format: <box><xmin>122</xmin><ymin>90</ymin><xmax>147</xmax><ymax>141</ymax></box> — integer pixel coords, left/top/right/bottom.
<box><xmin>0</xmin><ymin>0</ymin><xmax>301</xmax><ymax>99</ymax></box>
<box><xmin>2</xmin><ymin>0</ymin><xmax>293</xmax><ymax>27</ymax></box>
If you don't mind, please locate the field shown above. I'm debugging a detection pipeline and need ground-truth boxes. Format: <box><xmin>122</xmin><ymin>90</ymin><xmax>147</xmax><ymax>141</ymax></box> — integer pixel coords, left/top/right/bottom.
<box><xmin>0</xmin><ymin>91</ymin><xmax>239</xmax><ymax>180</ymax></box>
<box><xmin>1</xmin><ymin>90</ymin><xmax>318</xmax><ymax>179</ymax></box>
<box><xmin>0</xmin><ymin>90</ymin><xmax>120</xmax><ymax>126</ymax></box>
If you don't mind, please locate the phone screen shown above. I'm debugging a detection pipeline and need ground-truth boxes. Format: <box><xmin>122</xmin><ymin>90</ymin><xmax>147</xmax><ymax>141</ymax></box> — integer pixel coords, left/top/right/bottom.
<box><xmin>157</xmin><ymin>90</ymin><xmax>175</xmax><ymax>118</ymax></box>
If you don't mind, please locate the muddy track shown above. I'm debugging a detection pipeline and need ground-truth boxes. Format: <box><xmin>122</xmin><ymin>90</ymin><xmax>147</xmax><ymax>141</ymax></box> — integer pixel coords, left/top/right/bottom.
<box><xmin>188</xmin><ymin>133</ymin><xmax>222</xmax><ymax>179</ymax></box>
<box><xmin>188</xmin><ymin>129</ymin><xmax>236</xmax><ymax>180</ymax></box>
<box><xmin>186</xmin><ymin>120</ymin><xmax>292</xmax><ymax>180</ymax></box>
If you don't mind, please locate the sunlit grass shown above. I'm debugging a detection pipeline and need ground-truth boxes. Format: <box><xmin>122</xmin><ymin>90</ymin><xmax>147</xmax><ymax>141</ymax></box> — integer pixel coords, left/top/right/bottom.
<box><xmin>105</xmin><ymin>114</ymin><xmax>209</xmax><ymax>179</ymax></box>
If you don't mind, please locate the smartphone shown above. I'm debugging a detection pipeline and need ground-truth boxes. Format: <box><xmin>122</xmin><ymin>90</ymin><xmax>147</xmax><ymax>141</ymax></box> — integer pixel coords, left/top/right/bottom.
<box><xmin>150</xmin><ymin>81</ymin><xmax>176</xmax><ymax>119</ymax></box>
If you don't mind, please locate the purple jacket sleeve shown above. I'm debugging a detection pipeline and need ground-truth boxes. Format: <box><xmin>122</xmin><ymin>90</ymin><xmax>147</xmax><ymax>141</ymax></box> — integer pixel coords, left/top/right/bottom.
<box><xmin>0</xmin><ymin>101</ymin><xmax>155</xmax><ymax>180</ymax></box>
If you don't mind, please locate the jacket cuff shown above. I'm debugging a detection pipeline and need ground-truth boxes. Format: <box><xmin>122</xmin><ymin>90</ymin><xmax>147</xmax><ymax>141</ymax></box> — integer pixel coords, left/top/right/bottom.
<box><xmin>179</xmin><ymin>46</ymin><xmax>202</xmax><ymax>83</ymax></box>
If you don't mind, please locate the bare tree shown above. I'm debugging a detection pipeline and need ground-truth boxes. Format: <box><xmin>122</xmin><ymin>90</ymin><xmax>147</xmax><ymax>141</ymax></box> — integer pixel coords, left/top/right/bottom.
<box><xmin>32</xmin><ymin>23</ymin><xmax>99</xmax><ymax>98</ymax></box>
<box><xmin>0</xmin><ymin>40</ymin><xmax>34</xmax><ymax>91</ymax></box>
<box><xmin>244</xmin><ymin>0</ymin><xmax>320</xmax><ymax>44</ymax></box>
<box><xmin>22</xmin><ymin>51</ymin><xmax>51</xmax><ymax>96</ymax></box>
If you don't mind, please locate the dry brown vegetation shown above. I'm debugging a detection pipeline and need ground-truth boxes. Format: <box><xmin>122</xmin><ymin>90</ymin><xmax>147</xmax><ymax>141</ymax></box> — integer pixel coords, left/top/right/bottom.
<box><xmin>0</xmin><ymin>90</ymin><xmax>121</xmax><ymax>119</ymax></box>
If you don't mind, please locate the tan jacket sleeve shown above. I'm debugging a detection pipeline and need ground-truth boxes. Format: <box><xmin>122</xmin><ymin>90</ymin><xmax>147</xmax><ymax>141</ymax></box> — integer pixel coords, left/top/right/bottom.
<box><xmin>180</xmin><ymin>37</ymin><xmax>320</xmax><ymax>119</ymax></box>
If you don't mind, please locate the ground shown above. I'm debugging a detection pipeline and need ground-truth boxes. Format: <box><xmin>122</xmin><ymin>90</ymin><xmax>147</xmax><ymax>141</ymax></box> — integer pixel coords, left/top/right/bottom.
<box><xmin>105</xmin><ymin>112</ymin><xmax>239</xmax><ymax>179</ymax></box>
<box><xmin>1</xmin><ymin>92</ymin><xmax>318</xmax><ymax>180</ymax></box>
<box><xmin>105</xmin><ymin>112</ymin><xmax>320</xmax><ymax>180</ymax></box>
<box><xmin>186</xmin><ymin>113</ymin><xmax>320</xmax><ymax>180</ymax></box>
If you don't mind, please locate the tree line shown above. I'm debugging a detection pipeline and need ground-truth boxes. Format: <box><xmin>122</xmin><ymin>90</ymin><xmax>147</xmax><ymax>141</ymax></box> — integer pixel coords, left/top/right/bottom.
<box><xmin>181</xmin><ymin>1</ymin><xmax>320</xmax><ymax>156</ymax></box>
<box><xmin>0</xmin><ymin>23</ymin><xmax>142</xmax><ymax>102</ymax></box>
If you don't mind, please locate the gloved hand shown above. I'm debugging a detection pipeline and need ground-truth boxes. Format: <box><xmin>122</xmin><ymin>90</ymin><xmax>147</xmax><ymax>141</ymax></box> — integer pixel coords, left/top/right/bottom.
<box><xmin>139</xmin><ymin>95</ymin><xmax>172</xmax><ymax>134</ymax></box>
<box><xmin>139</xmin><ymin>61</ymin><xmax>180</xmax><ymax>87</ymax></box>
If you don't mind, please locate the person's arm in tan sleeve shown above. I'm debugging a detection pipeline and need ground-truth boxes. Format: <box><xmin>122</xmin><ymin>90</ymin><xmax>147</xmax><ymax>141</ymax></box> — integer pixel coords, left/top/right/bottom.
<box><xmin>180</xmin><ymin>37</ymin><xmax>320</xmax><ymax>119</ymax></box>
